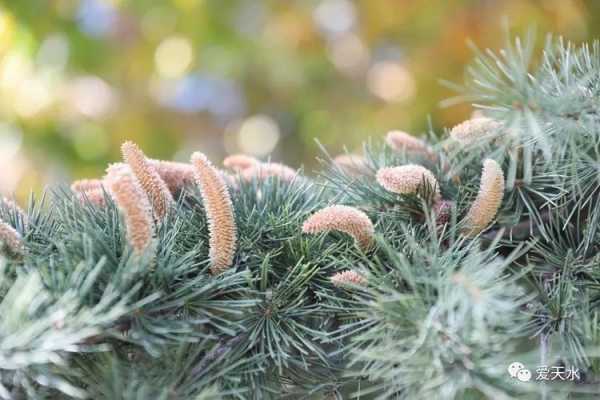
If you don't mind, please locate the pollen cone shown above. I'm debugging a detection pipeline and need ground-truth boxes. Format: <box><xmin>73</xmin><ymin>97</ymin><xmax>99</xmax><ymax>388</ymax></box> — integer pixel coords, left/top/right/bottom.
<box><xmin>191</xmin><ymin>152</ymin><xmax>238</xmax><ymax>275</ymax></box>
<box><xmin>121</xmin><ymin>141</ymin><xmax>173</xmax><ymax>219</ymax></box>
<box><xmin>302</xmin><ymin>205</ymin><xmax>374</xmax><ymax>251</ymax></box>
<box><xmin>0</xmin><ymin>220</ymin><xmax>24</xmax><ymax>258</ymax></box>
<box><xmin>240</xmin><ymin>162</ymin><xmax>297</xmax><ymax>182</ymax></box>
<box><xmin>148</xmin><ymin>160</ymin><xmax>196</xmax><ymax>194</ymax></box>
<box><xmin>385</xmin><ymin>130</ymin><xmax>430</xmax><ymax>154</ymax></box>
<box><xmin>223</xmin><ymin>154</ymin><xmax>260</xmax><ymax>172</ymax></box>
<box><xmin>330</xmin><ymin>270</ymin><xmax>366</xmax><ymax>287</ymax></box>
<box><xmin>462</xmin><ymin>159</ymin><xmax>505</xmax><ymax>236</ymax></box>
<box><xmin>376</xmin><ymin>164</ymin><xmax>440</xmax><ymax>201</ymax></box>
<box><xmin>449</xmin><ymin>117</ymin><xmax>502</xmax><ymax>145</ymax></box>
<box><xmin>105</xmin><ymin>165</ymin><xmax>154</xmax><ymax>254</ymax></box>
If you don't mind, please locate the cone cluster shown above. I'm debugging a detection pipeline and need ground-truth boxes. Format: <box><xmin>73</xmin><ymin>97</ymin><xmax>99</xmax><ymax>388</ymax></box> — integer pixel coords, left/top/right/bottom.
<box><xmin>5</xmin><ymin>117</ymin><xmax>505</xmax><ymax>269</ymax></box>
<box><xmin>61</xmin><ymin>142</ymin><xmax>242</xmax><ymax>270</ymax></box>
<box><xmin>377</xmin><ymin>123</ymin><xmax>505</xmax><ymax>235</ymax></box>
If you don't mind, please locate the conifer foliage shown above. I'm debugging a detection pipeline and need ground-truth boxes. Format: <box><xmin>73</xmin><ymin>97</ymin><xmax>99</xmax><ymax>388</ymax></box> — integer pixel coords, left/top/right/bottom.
<box><xmin>2</xmin><ymin>36</ymin><xmax>600</xmax><ymax>399</ymax></box>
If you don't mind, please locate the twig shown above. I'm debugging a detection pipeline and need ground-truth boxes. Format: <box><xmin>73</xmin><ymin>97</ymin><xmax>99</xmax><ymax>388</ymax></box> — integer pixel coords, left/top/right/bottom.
<box><xmin>190</xmin><ymin>334</ymin><xmax>246</xmax><ymax>376</ymax></box>
<box><xmin>482</xmin><ymin>210</ymin><xmax>552</xmax><ymax>241</ymax></box>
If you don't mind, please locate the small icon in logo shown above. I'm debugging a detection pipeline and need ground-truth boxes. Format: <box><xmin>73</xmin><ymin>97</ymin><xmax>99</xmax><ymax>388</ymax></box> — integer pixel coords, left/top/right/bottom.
<box><xmin>508</xmin><ymin>361</ymin><xmax>531</xmax><ymax>382</ymax></box>
<box><xmin>507</xmin><ymin>362</ymin><xmax>525</xmax><ymax>378</ymax></box>
<box><xmin>517</xmin><ymin>368</ymin><xmax>532</xmax><ymax>382</ymax></box>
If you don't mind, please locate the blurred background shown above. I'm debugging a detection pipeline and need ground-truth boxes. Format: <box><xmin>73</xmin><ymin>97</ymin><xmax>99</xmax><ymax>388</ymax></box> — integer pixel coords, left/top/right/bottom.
<box><xmin>0</xmin><ymin>0</ymin><xmax>597</xmax><ymax>199</ymax></box>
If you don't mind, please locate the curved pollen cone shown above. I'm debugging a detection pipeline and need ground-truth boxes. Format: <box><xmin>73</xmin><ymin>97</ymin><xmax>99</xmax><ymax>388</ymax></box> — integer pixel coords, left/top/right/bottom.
<box><xmin>330</xmin><ymin>270</ymin><xmax>366</xmax><ymax>287</ymax></box>
<box><xmin>449</xmin><ymin>117</ymin><xmax>502</xmax><ymax>145</ymax></box>
<box><xmin>148</xmin><ymin>160</ymin><xmax>195</xmax><ymax>194</ymax></box>
<box><xmin>0</xmin><ymin>220</ymin><xmax>24</xmax><ymax>257</ymax></box>
<box><xmin>191</xmin><ymin>152</ymin><xmax>238</xmax><ymax>275</ymax></box>
<box><xmin>71</xmin><ymin>179</ymin><xmax>103</xmax><ymax>193</ymax></box>
<box><xmin>385</xmin><ymin>130</ymin><xmax>431</xmax><ymax>155</ymax></box>
<box><xmin>302</xmin><ymin>205</ymin><xmax>375</xmax><ymax>251</ymax></box>
<box><xmin>376</xmin><ymin>164</ymin><xmax>440</xmax><ymax>201</ymax></box>
<box><xmin>462</xmin><ymin>159</ymin><xmax>505</xmax><ymax>236</ymax></box>
<box><xmin>105</xmin><ymin>165</ymin><xmax>154</xmax><ymax>254</ymax></box>
<box><xmin>333</xmin><ymin>154</ymin><xmax>368</xmax><ymax>175</ymax></box>
<box><xmin>240</xmin><ymin>162</ymin><xmax>297</xmax><ymax>182</ymax></box>
<box><xmin>121</xmin><ymin>141</ymin><xmax>173</xmax><ymax>219</ymax></box>
<box><xmin>223</xmin><ymin>154</ymin><xmax>260</xmax><ymax>172</ymax></box>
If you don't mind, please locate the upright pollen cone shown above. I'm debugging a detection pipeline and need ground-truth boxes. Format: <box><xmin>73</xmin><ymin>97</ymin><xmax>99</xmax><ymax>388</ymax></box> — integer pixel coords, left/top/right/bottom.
<box><xmin>241</xmin><ymin>162</ymin><xmax>297</xmax><ymax>182</ymax></box>
<box><xmin>302</xmin><ymin>205</ymin><xmax>374</xmax><ymax>251</ymax></box>
<box><xmin>463</xmin><ymin>159</ymin><xmax>505</xmax><ymax>236</ymax></box>
<box><xmin>385</xmin><ymin>130</ymin><xmax>431</xmax><ymax>155</ymax></box>
<box><xmin>121</xmin><ymin>141</ymin><xmax>173</xmax><ymax>220</ymax></box>
<box><xmin>223</xmin><ymin>154</ymin><xmax>260</xmax><ymax>172</ymax></box>
<box><xmin>105</xmin><ymin>165</ymin><xmax>154</xmax><ymax>254</ymax></box>
<box><xmin>191</xmin><ymin>152</ymin><xmax>238</xmax><ymax>275</ymax></box>
<box><xmin>148</xmin><ymin>160</ymin><xmax>195</xmax><ymax>194</ymax></box>
<box><xmin>330</xmin><ymin>270</ymin><xmax>366</xmax><ymax>287</ymax></box>
<box><xmin>0</xmin><ymin>220</ymin><xmax>24</xmax><ymax>257</ymax></box>
<box><xmin>449</xmin><ymin>117</ymin><xmax>502</xmax><ymax>145</ymax></box>
<box><xmin>376</xmin><ymin>164</ymin><xmax>440</xmax><ymax>201</ymax></box>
